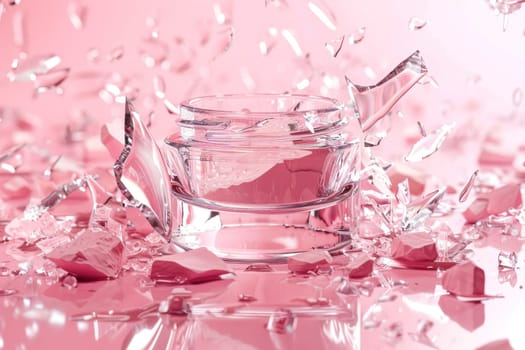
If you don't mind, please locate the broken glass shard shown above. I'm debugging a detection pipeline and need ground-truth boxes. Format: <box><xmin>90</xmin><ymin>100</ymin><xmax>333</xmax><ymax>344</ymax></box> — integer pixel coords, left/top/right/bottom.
<box><xmin>404</xmin><ymin>122</ymin><xmax>455</xmax><ymax>162</ymax></box>
<box><xmin>498</xmin><ymin>251</ymin><xmax>517</xmax><ymax>269</ymax></box>
<box><xmin>245</xmin><ymin>263</ymin><xmax>274</xmax><ymax>272</ymax></box>
<box><xmin>417</xmin><ymin>121</ymin><xmax>427</xmax><ymax>137</ymax></box>
<box><xmin>238</xmin><ymin>294</ymin><xmax>257</xmax><ymax>302</ymax></box>
<box><xmin>153</xmin><ymin>75</ymin><xmax>166</xmax><ymax>99</ymax></box>
<box><xmin>281</xmin><ymin>29</ymin><xmax>303</xmax><ymax>56</ymax></box>
<box><xmin>213</xmin><ymin>0</ymin><xmax>233</xmax><ymax>25</ymax></box>
<box><xmin>266</xmin><ymin>309</ymin><xmax>297</xmax><ymax>334</ymax></box>
<box><xmin>512</xmin><ymin>87</ymin><xmax>523</xmax><ymax>107</ymax></box>
<box><xmin>346</xmin><ymin>51</ymin><xmax>427</xmax><ymax>132</ymax></box>
<box><xmin>67</xmin><ymin>2</ymin><xmax>86</xmax><ymax>30</ymax></box>
<box><xmin>33</xmin><ymin>68</ymin><xmax>70</xmax><ymax>92</ymax></box>
<box><xmin>210</xmin><ymin>25</ymin><xmax>234</xmax><ymax>60</ymax></box>
<box><xmin>12</xmin><ymin>11</ymin><xmax>23</xmax><ymax>48</ymax></box>
<box><xmin>7</xmin><ymin>54</ymin><xmax>61</xmax><ymax>82</ymax></box>
<box><xmin>408</xmin><ymin>17</ymin><xmax>427</xmax><ymax>31</ymax></box>
<box><xmin>139</xmin><ymin>38</ymin><xmax>168</xmax><ymax>68</ymax></box>
<box><xmin>325</xmin><ymin>35</ymin><xmax>344</xmax><ymax>57</ymax></box>
<box><xmin>347</xmin><ymin>27</ymin><xmax>366</xmax><ymax>45</ymax></box>
<box><xmin>308</xmin><ymin>1</ymin><xmax>337</xmax><ymax>31</ymax></box>
<box><xmin>114</xmin><ymin>99</ymin><xmax>173</xmax><ymax>240</ymax></box>
<box><xmin>259</xmin><ymin>27</ymin><xmax>278</xmax><ymax>55</ymax></box>
<box><xmin>62</xmin><ymin>275</ymin><xmax>78</xmax><ymax>289</ymax></box>
<box><xmin>107</xmin><ymin>46</ymin><xmax>125</xmax><ymax>62</ymax></box>
<box><xmin>458</xmin><ymin>170</ymin><xmax>479</xmax><ymax>203</ymax></box>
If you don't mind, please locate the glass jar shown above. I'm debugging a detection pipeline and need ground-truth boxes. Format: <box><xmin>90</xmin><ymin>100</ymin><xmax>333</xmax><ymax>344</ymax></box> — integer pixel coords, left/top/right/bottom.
<box><xmin>164</xmin><ymin>93</ymin><xmax>362</xmax><ymax>261</ymax></box>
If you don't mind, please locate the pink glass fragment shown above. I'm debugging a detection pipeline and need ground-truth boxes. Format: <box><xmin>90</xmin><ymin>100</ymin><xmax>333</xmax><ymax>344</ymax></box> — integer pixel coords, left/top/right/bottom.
<box><xmin>46</xmin><ymin>228</ymin><xmax>124</xmax><ymax>280</ymax></box>
<box><xmin>388</xmin><ymin>163</ymin><xmax>427</xmax><ymax>196</ymax></box>
<box><xmin>346</xmin><ymin>50</ymin><xmax>427</xmax><ymax>132</ymax></box>
<box><xmin>287</xmin><ymin>250</ymin><xmax>332</xmax><ymax>274</ymax></box>
<box><xmin>308</xmin><ymin>1</ymin><xmax>337</xmax><ymax>31</ymax></box>
<box><xmin>390</xmin><ymin>232</ymin><xmax>438</xmax><ymax>262</ymax></box>
<box><xmin>463</xmin><ymin>183</ymin><xmax>522</xmax><ymax>223</ymax></box>
<box><xmin>150</xmin><ymin>247</ymin><xmax>233</xmax><ymax>284</ymax></box>
<box><xmin>113</xmin><ymin>99</ymin><xmax>172</xmax><ymax>240</ymax></box>
<box><xmin>441</xmin><ymin>261</ymin><xmax>485</xmax><ymax>296</ymax></box>
<box><xmin>346</xmin><ymin>253</ymin><xmax>373</xmax><ymax>278</ymax></box>
<box><xmin>476</xmin><ymin>339</ymin><xmax>514</xmax><ymax>350</ymax></box>
<box><xmin>408</xmin><ymin>17</ymin><xmax>427</xmax><ymax>31</ymax></box>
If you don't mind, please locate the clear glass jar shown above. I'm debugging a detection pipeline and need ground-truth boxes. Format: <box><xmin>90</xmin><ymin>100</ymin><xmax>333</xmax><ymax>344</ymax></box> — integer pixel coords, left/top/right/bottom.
<box><xmin>164</xmin><ymin>93</ymin><xmax>362</xmax><ymax>261</ymax></box>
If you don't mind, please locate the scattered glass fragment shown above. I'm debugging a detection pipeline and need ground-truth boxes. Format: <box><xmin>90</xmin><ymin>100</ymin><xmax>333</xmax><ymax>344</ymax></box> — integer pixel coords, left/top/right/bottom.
<box><xmin>512</xmin><ymin>87</ymin><xmax>523</xmax><ymax>107</ymax></box>
<box><xmin>325</xmin><ymin>35</ymin><xmax>344</xmax><ymax>57</ymax></box>
<box><xmin>308</xmin><ymin>1</ymin><xmax>337</xmax><ymax>31</ymax></box>
<box><xmin>266</xmin><ymin>309</ymin><xmax>297</xmax><ymax>334</ymax></box>
<box><xmin>245</xmin><ymin>263</ymin><xmax>274</xmax><ymax>272</ymax></box>
<box><xmin>281</xmin><ymin>29</ymin><xmax>303</xmax><ymax>56</ymax></box>
<box><xmin>153</xmin><ymin>75</ymin><xmax>166</xmax><ymax>99</ymax></box>
<box><xmin>62</xmin><ymin>275</ymin><xmax>78</xmax><ymax>289</ymax></box>
<box><xmin>0</xmin><ymin>289</ymin><xmax>17</xmax><ymax>296</ymax></box>
<box><xmin>346</xmin><ymin>50</ymin><xmax>427</xmax><ymax>132</ymax></box>
<box><xmin>12</xmin><ymin>11</ymin><xmax>24</xmax><ymax>48</ymax></box>
<box><xmin>347</xmin><ymin>253</ymin><xmax>374</xmax><ymax>278</ymax></box>
<box><xmin>86</xmin><ymin>48</ymin><xmax>100</xmax><ymax>63</ymax></box>
<box><xmin>417</xmin><ymin>121</ymin><xmax>427</xmax><ymax>137</ymax></box>
<box><xmin>404</xmin><ymin>122</ymin><xmax>455</xmax><ymax>162</ymax></box>
<box><xmin>377</xmin><ymin>294</ymin><xmax>397</xmax><ymax>303</ymax></box>
<box><xmin>67</xmin><ymin>2</ymin><xmax>86</xmax><ymax>30</ymax></box>
<box><xmin>458</xmin><ymin>170</ymin><xmax>479</xmax><ymax>203</ymax></box>
<box><xmin>139</xmin><ymin>38</ymin><xmax>168</xmax><ymax>68</ymax></box>
<box><xmin>158</xmin><ymin>296</ymin><xmax>188</xmax><ymax>315</ymax></box>
<box><xmin>259</xmin><ymin>27</ymin><xmax>279</xmax><ymax>55</ymax></box>
<box><xmin>107</xmin><ymin>46</ymin><xmax>125</xmax><ymax>62</ymax></box>
<box><xmin>238</xmin><ymin>293</ymin><xmax>257</xmax><ymax>302</ymax></box>
<box><xmin>383</xmin><ymin>322</ymin><xmax>403</xmax><ymax>343</ymax></box>
<box><xmin>8</xmin><ymin>54</ymin><xmax>62</xmax><ymax>82</ymax></box>
<box><xmin>163</xmin><ymin>99</ymin><xmax>180</xmax><ymax>115</ymax></box>
<box><xmin>498</xmin><ymin>251</ymin><xmax>517</xmax><ymax>269</ymax></box>
<box><xmin>213</xmin><ymin>0</ymin><xmax>233</xmax><ymax>25</ymax></box>
<box><xmin>33</xmin><ymin>68</ymin><xmax>70</xmax><ymax>92</ymax></box>
<box><xmin>358</xmin><ymin>280</ymin><xmax>375</xmax><ymax>296</ymax></box>
<box><xmin>347</xmin><ymin>27</ymin><xmax>366</xmax><ymax>45</ymax></box>
<box><xmin>408</xmin><ymin>17</ymin><xmax>427</xmax><ymax>31</ymax></box>
<box><xmin>396</xmin><ymin>179</ymin><xmax>411</xmax><ymax>205</ymax></box>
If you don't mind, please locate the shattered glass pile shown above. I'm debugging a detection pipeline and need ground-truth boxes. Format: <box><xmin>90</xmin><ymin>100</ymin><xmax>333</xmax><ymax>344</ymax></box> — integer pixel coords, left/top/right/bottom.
<box><xmin>1</xmin><ymin>0</ymin><xmax>525</xmax><ymax>349</ymax></box>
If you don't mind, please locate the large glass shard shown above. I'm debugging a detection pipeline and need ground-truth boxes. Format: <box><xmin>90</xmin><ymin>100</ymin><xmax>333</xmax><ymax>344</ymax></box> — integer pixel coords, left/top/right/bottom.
<box><xmin>345</xmin><ymin>51</ymin><xmax>427</xmax><ymax>132</ymax></box>
<box><xmin>113</xmin><ymin>99</ymin><xmax>173</xmax><ymax>241</ymax></box>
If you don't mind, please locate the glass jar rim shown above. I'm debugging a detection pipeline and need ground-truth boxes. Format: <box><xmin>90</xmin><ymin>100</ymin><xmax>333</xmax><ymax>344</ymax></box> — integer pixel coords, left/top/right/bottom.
<box><xmin>179</xmin><ymin>93</ymin><xmax>343</xmax><ymax>117</ymax></box>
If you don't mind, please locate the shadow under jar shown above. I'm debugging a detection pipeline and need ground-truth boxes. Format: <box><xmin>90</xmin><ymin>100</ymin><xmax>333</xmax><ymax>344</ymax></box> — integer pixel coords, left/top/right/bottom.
<box><xmin>164</xmin><ymin>93</ymin><xmax>362</xmax><ymax>262</ymax></box>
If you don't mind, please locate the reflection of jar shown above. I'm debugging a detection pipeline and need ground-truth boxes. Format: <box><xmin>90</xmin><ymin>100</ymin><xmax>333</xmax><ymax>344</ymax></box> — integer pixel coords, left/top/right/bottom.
<box><xmin>164</xmin><ymin>94</ymin><xmax>362</xmax><ymax>262</ymax></box>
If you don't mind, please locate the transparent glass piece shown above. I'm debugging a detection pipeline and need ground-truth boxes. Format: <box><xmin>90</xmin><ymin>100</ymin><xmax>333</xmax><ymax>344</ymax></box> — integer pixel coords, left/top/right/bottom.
<box><xmin>139</xmin><ymin>38</ymin><xmax>168</xmax><ymax>68</ymax></box>
<box><xmin>408</xmin><ymin>17</ymin><xmax>427</xmax><ymax>31</ymax></box>
<box><xmin>67</xmin><ymin>2</ymin><xmax>86</xmax><ymax>30</ymax></box>
<box><xmin>259</xmin><ymin>27</ymin><xmax>278</xmax><ymax>55</ymax></box>
<box><xmin>281</xmin><ymin>29</ymin><xmax>303</xmax><ymax>56</ymax></box>
<box><xmin>62</xmin><ymin>275</ymin><xmax>78</xmax><ymax>289</ymax></box>
<box><xmin>7</xmin><ymin>54</ymin><xmax>61</xmax><ymax>82</ymax></box>
<box><xmin>512</xmin><ymin>87</ymin><xmax>523</xmax><ymax>107</ymax></box>
<box><xmin>213</xmin><ymin>0</ymin><xmax>233</xmax><ymax>25</ymax></box>
<box><xmin>107</xmin><ymin>45</ymin><xmax>125</xmax><ymax>62</ymax></box>
<box><xmin>498</xmin><ymin>250</ymin><xmax>517</xmax><ymax>269</ymax></box>
<box><xmin>347</xmin><ymin>27</ymin><xmax>365</xmax><ymax>45</ymax></box>
<box><xmin>308</xmin><ymin>1</ymin><xmax>337</xmax><ymax>31</ymax></box>
<box><xmin>12</xmin><ymin>11</ymin><xmax>23</xmax><ymax>48</ymax></box>
<box><xmin>458</xmin><ymin>170</ymin><xmax>479</xmax><ymax>203</ymax></box>
<box><xmin>33</xmin><ymin>68</ymin><xmax>70</xmax><ymax>91</ymax></box>
<box><xmin>417</xmin><ymin>121</ymin><xmax>427</xmax><ymax>137</ymax></box>
<box><xmin>266</xmin><ymin>309</ymin><xmax>297</xmax><ymax>334</ymax></box>
<box><xmin>404</xmin><ymin>122</ymin><xmax>455</xmax><ymax>162</ymax></box>
<box><xmin>346</xmin><ymin>50</ymin><xmax>428</xmax><ymax>132</ymax></box>
<box><xmin>210</xmin><ymin>25</ymin><xmax>234</xmax><ymax>60</ymax></box>
<box><xmin>401</xmin><ymin>187</ymin><xmax>446</xmax><ymax>231</ymax></box>
<box><xmin>244</xmin><ymin>263</ymin><xmax>274</xmax><ymax>272</ymax></box>
<box><xmin>114</xmin><ymin>99</ymin><xmax>173</xmax><ymax>241</ymax></box>
<box><xmin>153</xmin><ymin>75</ymin><xmax>166</xmax><ymax>99</ymax></box>
<box><xmin>396</xmin><ymin>179</ymin><xmax>410</xmax><ymax>206</ymax></box>
<box><xmin>325</xmin><ymin>35</ymin><xmax>344</xmax><ymax>57</ymax></box>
